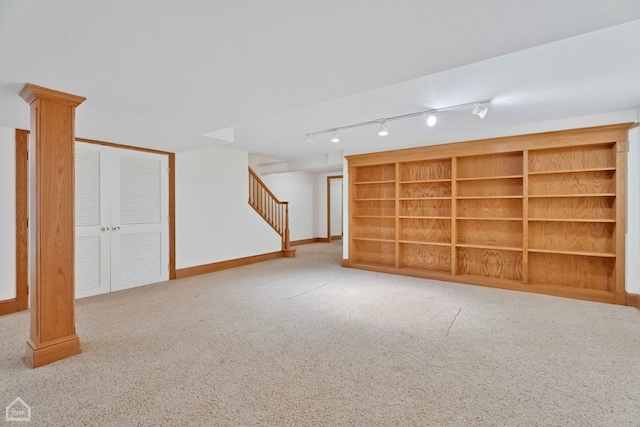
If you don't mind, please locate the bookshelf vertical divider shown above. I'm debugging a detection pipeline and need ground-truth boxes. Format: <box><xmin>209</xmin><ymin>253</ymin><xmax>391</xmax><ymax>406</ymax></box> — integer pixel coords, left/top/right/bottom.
<box><xmin>522</xmin><ymin>150</ymin><xmax>529</xmax><ymax>284</ymax></box>
<box><xmin>451</xmin><ymin>157</ymin><xmax>458</xmax><ymax>276</ymax></box>
<box><xmin>346</xmin><ymin>123</ymin><xmax>634</xmax><ymax>305</ymax></box>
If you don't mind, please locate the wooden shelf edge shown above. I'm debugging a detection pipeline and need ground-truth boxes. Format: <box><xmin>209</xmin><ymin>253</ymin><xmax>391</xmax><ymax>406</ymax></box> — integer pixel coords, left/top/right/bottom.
<box><xmin>528</xmin><ymin>249</ymin><xmax>616</xmax><ymax>258</ymax></box>
<box><xmin>457</xmin><ymin>217</ymin><xmax>522</xmax><ymax>221</ymax></box>
<box><xmin>528</xmin><ymin>218</ymin><xmax>616</xmax><ymax>223</ymax></box>
<box><xmin>456</xmin><ymin>244</ymin><xmax>523</xmax><ymax>252</ymax></box>
<box><xmin>399</xmin><ymin>240</ymin><xmax>451</xmax><ymax>247</ymax></box>
<box><xmin>456</xmin><ymin>175</ymin><xmax>523</xmax><ymax>181</ymax></box>
<box><xmin>399</xmin><ymin>179</ymin><xmax>451</xmax><ymax>184</ymax></box>
<box><xmin>456</xmin><ymin>196</ymin><xmax>523</xmax><ymax>200</ymax></box>
<box><xmin>528</xmin><ymin>167</ymin><xmax>616</xmax><ymax>176</ymax></box>
<box><xmin>528</xmin><ymin>193</ymin><xmax>616</xmax><ymax>198</ymax></box>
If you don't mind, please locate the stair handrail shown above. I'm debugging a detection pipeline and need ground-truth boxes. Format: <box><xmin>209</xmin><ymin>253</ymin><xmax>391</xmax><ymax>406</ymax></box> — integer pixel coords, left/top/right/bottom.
<box><xmin>248</xmin><ymin>167</ymin><xmax>291</xmax><ymax>250</ymax></box>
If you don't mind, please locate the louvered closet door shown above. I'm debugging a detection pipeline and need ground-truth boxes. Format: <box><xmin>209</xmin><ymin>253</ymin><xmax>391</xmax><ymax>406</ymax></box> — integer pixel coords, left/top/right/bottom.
<box><xmin>109</xmin><ymin>148</ymin><xmax>169</xmax><ymax>292</ymax></box>
<box><xmin>75</xmin><ymin>142</ymin><xmax>111</xmax><ymax>298</ymax></box>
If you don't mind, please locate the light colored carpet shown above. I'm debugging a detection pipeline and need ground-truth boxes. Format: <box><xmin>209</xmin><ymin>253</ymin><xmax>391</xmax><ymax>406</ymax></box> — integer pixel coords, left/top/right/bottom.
<box><xmin>1</xmin><ymin>241</ymin><xmax>639</xmax><ymax>426</ymax></box>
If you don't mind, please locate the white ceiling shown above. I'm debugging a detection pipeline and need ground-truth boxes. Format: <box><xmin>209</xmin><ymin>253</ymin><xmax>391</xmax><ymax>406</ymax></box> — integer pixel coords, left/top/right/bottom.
<box><xmin>1</xmin><ymin>1</ymin><xmax>639</xmax><ymax>170</ymax></box>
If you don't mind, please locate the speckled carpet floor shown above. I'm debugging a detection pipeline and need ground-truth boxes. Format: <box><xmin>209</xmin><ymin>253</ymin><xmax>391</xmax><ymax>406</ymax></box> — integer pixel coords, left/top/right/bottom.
<box><xmin>1</xmin><ymin>241</ymin><xmax>639</xmax><ymax>426</ymax></box>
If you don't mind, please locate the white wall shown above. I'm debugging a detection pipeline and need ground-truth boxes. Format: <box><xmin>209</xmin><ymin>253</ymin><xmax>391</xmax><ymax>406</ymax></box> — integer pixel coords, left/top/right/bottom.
<box><xmin>626</xmin><ymin>120</ymin><xmax>640</xmax><ymax>294</ymax></box>
<box><xmin>0</xmin><ymin>127</ymin><xmax>16</xmax><ymax>300</ymax></box>
<box><xmin>175</xmin><ymin>146</ymin><xmax>281</xmax><ymax>269</ymax></box>
<box><xmin>261</xmin><ymin>171</ymin><xmax>318</xmax><ymax>241</ymax></box>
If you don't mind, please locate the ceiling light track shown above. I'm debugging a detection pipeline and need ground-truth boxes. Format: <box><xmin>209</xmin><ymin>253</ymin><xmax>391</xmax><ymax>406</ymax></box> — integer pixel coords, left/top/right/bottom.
<box><xmin>305</xmin><ymin>99</ymin><xmax>490</xmax><ymax>143</ymax></box>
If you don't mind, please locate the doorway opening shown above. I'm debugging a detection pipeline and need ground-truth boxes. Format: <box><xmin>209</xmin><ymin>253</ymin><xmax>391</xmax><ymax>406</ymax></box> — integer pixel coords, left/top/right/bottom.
<box><xmin>327</xmin><ymin>176</ymin><xmax>343</xmax><ymax>242</ymax></box>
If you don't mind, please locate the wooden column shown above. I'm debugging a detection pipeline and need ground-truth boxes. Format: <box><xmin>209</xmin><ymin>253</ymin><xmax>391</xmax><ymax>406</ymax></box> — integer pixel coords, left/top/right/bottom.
<box><xmin>19</xmin><ymin>84</ymin><xmax>85</xmax><ymax>368</ymax></box>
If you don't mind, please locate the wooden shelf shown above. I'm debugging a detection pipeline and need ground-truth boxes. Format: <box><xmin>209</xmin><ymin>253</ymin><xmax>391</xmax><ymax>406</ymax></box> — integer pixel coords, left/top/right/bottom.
<box><xmin>528</xmin><ymin>218</ymin><xmax>615</xmax><ymax>223</ymax></box>
<box><xmin>399</xmin><ymin>179</ymin><xmax>450</xmax><ymax>184</ymax></box>
<box><xmin>528</xmin><ymin>167</ymin><xmax>616</xmax><ymax>176</ymax></box>
<box><xmin>352</xmin><ymin>237</ymin><xmax>395</xmax><ymax>243</ymax></box>
<box><xmin>528</xmin><ymin>193</ymin><xmax>616</xmax><ymax>198</ymax></box>
<box><xmin>456</xmin><ymin>175</ymin><xmax>523</xmax><ymax>181</ymax></box>
<box><xmin>399</xmin><ymin>197</ymin><xmax>451</xmax><ymax>200</ymax></box>
<box><xmin>398</xmin><ymin>215</ymin><xmax>451</xmax><ymax>219</ymax></box>
<box><xmin>353</xmin><ymin>215</ymin><xmax>395</xmax><ymax>219</ymax></box>
<box><xmin>458</xmin><ymin>217</ymin><xmax>522</xmax><ymax>221</ymax></box>
<box><xmin>353</xmin><ymin>198</ymin><xmax>396</xmax><ymax>201</ymax></box>
<box><xmin>456</xmin><ymin>195</ymin><xmax>523</xmax><ymax>200</ymax></box>
<box><xmin>399</xmin><ymin>240</ymin><xmax>451</xmax><ymax>247</ymax></box>
<box><xmin>456</xmin><ymin>243</ymin><xmax>523</xmax><ymax>252</ymax></box>
<box><xmin>528</xmin><ymin>248</ymin><xmax>615</xmax><ymax>258</ymax></box>
<box><xmin>353</xmin><ymin>180</ymin><xmax>395</xmax><ymax>184</ymax></box>
<box><xmin>347</xmin><ymin>129</ymin><xmax>626</xmax><ymax>305</ymax></box>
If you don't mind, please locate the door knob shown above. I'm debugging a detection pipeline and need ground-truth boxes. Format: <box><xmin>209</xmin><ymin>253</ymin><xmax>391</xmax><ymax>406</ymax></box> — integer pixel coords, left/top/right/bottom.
<box><xmin>101</xmin><ymin>226</ymin><xmax>110</xmax><ymax>232</ymax></box>
<box><xmin>112</xmin><ymin>226</ymin><xmax>121</xmax><ymax>231</ymax></box>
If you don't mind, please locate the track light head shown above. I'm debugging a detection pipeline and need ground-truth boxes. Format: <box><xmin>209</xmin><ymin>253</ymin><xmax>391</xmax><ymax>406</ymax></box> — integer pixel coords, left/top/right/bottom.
<box><xmin>331</xmin><ymin>130</ymin><xmax>340</xmax><ymax>143</ymax></box>
<box><xmin>378</xmin><ymin>120</ymin><xmax>389</xmax><ymax>136</ymax></box>
<box><xmin>425</xmin><ymin>114</ymin><xmax>437</xmax><ymax>127</ymax></box>
<box><xmin>472</xmin><ymin>103</ymin><xmax>489</xmax><ymax>119</ymax></box>
<box><xmin>306</xmin><ymin>134</ymin><xmax>314</xmax><ymax>145</ymax></box>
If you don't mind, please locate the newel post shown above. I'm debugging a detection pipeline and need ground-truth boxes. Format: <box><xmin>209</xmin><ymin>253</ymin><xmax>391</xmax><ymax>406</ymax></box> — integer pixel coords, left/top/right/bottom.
<box><xmin>20</xmin><ymin>83</ymin><xmax>85</xmax><ymax>368</ymax></box>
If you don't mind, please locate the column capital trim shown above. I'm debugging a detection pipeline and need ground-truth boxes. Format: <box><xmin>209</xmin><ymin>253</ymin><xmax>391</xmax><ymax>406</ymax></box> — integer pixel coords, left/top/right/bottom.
<box><xmin>19</xmin><ymin>83</ymin><xmax>86</xmax><ymax>106</ymax></box>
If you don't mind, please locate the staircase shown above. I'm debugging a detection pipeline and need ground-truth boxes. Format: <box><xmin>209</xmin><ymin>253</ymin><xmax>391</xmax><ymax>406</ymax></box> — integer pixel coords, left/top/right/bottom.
<box><xmin>248</xmin><ymin>168</ymin><xmax>295</xmax><ymax>257</ymax></box>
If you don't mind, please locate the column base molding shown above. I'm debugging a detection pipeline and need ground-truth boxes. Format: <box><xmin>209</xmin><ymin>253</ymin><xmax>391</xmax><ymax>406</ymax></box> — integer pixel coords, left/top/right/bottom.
<box><xmin>25</xmin><ymin>335</ymin><xmax>81</xmax><ymax>368</ymax></box>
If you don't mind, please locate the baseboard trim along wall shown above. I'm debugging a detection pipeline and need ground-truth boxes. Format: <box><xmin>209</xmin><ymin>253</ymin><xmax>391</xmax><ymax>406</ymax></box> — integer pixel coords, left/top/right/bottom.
<box><xmin>290</xmin><ymin>238</ymin><xmax>329</xmax><ymax>246</ymax></box>
<box><xmin>627</xmin><ymin>293</ymin><xmax>640</xmax><ymax>311</ymax></box>
<box><xmin>175</xmin><ymin>251</ymin><xmax>285</xmax><ymax>279</ymax></box>
<box><xmin>0</xmin><ymin>299</ymin><xmax>18</xmax><ymax>316</ymax></box>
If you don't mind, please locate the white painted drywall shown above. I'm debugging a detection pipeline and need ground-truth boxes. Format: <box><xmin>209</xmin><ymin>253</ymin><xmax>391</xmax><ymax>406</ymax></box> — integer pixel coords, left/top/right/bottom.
<box><xmin>261</xmin><ymin>171</ymin><xmax>317</xmax><ymax>242</ymax></box>
<box><xmin>0</xmin><ymin>127</ymin><xmax>16</xmax><ymax>300</ymax></box>
<box><xmin>626</xmin><ymin>120</ymin><xmax>640</xmax><ymax>294</ymax></box>
<box><xmin>175</xmin><ymin>146</ymin><xmax>281</xmax><ymax>269</ymax></box>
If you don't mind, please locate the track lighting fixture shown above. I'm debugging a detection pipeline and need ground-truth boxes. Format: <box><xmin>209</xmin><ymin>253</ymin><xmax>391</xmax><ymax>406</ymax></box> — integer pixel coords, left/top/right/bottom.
<box><xmin>472</xmin><ymin>102</ymin><xmax>489</xmax><ymax>119</ymax></box>
<box><xmin>378</xmin><ymin>120</ymin><xmax>389</xmax><ymax>136</ymax></box>
<box><xmin>306</xmin><ymin>99</ymin><xmax>490</xmax><ymax>143</ymax></box>
<box><xmin>331</xmin><ymin>130</ymin><xmax>340</xmax><ymax>143</ymax></box>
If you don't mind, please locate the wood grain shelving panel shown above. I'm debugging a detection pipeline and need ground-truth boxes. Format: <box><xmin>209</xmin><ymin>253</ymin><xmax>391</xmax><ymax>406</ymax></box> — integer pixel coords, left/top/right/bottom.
<box><xmin>528</xmin><ymin>170</ymin><xmax>615</xmax><ymax>196</ymax></box>
<box><xmin>354</xmin><ymin>164</ymin><xmax>396</xmax><ymax>182</ymax></box>
<box><xmin>457</xmin><ymin>151</ymin><xmax>523</xmax><ymax>179</ymax></box>
<box><xmin>399</xmin><ymin>199</ymin><xmax>451</xmax><ymax>217</ymax></box>
<box><xmin>528</xmin><ymin>221</ymin><xmax>614</xmax><ymax>255</ymax></box>
<box><xmin>528</xmin><ymin>252</ymin><xmax>614</xmax><ymax>291</ymax></box>
<box><xmin>456</xmin><ymin>247</ymin><xmax>523</xmax><ymax>281</ymax></box>
<box><xmin>528</xmin><ymin>143</ymin><xmax>615</xmax><ymax>173</ymax></box>
<box><xmin>352</xmin><ymin>240</ymin><xmax>395</xmax><ymax>267</ymax></box>
<box><xmin>353</xmin><ymin>182</ymin><xmax>395</xmax><ymax>199</ymax></box>
<box><xmin>457</xmin><ymin>198</ymin><xmax>523</xmax><ymax>219</ymax></box>
<box><xmin>352</xmin><ymin>200</ymin><xmax>395</xmax><ymax>217</ymax></box>
<box><xmin>399</xmin><ymin>218</ymin><xmax>451</xmax><ymax>244</ymax></box>
<box><xmin>457</xmin><ymin>177</ymin><xmax>523</xmax><ymax>197</ymax></box>
<box><xmin>457</xmin><ymin>219</ymin><xmax>523</xmax><ymax>248</ymax></box>
<box><xmin>399</xmin><ymin>159</ymin><xmax>451</xmax><ymax>181</ymax></box>
<box><xmin>399</xmin><ymin>181</ymin><xmax>451</xmax><ymax>198</ymax></box>
<box><xmin>400</xmin><ymin>242</ymin><xmax>451</xmax><ymax>272</ymax></box>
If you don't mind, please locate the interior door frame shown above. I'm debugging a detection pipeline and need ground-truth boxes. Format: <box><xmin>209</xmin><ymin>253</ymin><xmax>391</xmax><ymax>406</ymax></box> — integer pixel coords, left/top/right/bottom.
<box><xmin>326</xmin><ymin>175</ymin><xmax>343</xmax><ymax>242</ymax></box>
<box><xmin>0</xmin><ymin>132</ymin><xmax>176</xmax><ymax>316</ymax></box>
<box><xmin>76</xmin><ymin>138</ymin><xmax>176</xmax><ymax>280</ymax></box>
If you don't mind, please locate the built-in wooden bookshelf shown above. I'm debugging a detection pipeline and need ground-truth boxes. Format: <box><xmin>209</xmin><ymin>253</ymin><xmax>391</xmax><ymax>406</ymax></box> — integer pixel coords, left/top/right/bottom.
<box><xmin>346</xmin><ymin>123</ymin><xmax>634</xmax><ymax>305</ymax></box>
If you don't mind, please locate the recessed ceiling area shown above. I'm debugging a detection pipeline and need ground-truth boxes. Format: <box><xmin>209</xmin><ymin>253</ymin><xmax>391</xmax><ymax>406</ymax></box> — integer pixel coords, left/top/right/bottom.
<box><xmin>0</xmin><ymin>1</ymin><xmax>639</xmax><ymax>173</ymax></box>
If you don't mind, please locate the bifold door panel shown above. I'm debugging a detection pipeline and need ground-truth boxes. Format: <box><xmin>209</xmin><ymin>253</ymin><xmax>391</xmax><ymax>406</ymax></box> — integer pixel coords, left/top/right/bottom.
<box><xmin>75</xmin><ymin>142</ymin><xmax>169</xmax><ymax>299</ymax></box>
